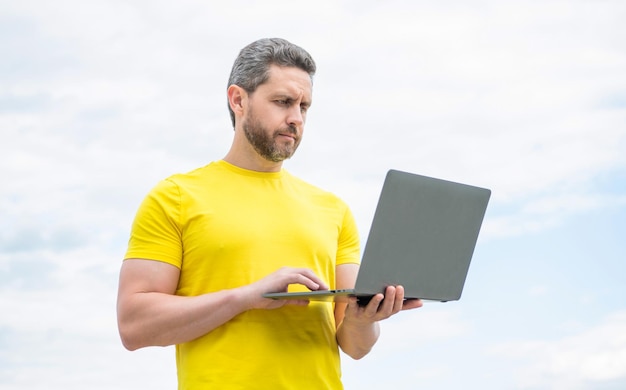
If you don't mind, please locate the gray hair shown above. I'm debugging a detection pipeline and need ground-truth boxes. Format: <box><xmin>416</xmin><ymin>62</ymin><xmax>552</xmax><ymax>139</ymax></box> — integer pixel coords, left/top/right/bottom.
<box><xmin>227</xmin><ymin>38</ymin><xmax>317</xmax><ymax>127</ymax></box>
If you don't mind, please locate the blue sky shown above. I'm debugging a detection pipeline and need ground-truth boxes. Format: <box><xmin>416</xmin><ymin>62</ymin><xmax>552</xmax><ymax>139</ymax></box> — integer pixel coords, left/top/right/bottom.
<box><xmin>1</xmin><ymin>1</ymin><xmax>625</xmax><ymax>389</ymax></box>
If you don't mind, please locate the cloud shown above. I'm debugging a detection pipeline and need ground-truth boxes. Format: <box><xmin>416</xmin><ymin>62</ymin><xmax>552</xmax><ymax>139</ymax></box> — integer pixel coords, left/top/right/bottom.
<box><xmin>0</xmin><ymin>245</ymin><xmax>180</xmax><ymax>389</ymax></box>
<box><xmin>1</xmin><ymin>1</ymin><xmax>625</xmax><ymax>390</ymax></box>
<box><xmin>0</xmin><ymin>326</ymin><xmax>177</xmax><ymax>390</ymax></box>
<box><xmin>341</xmin><ymin>305</ymin><xmax>474</xmax><ymax>388</ymax></box>
<box><xmin>482</xmin><ymin>192</ymin><xmax>626</xmax><ymax>239</ymax></box>
<box><xmin>488</xmin><ymin>310</ymin><xmax>626</xmax><ymax>389</ymax></box>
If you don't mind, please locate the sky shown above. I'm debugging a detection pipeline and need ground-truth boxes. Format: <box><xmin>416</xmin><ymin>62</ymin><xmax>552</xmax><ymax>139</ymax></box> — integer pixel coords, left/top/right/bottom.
<box><xmin>1</xmin><ymin>0</ymin><xmax>625</xmax><ymax>389</ymax></box>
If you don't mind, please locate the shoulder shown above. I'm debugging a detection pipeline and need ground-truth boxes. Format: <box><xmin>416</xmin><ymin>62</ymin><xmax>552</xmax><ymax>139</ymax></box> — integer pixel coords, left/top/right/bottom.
<box><xmin>155</xmin><ymin>161</ymin><xmax>229</xmax><ymax>193</ymax></box>
<box><xmin>164</xmin><ymin>162</ymin><xmax>220</xmax><ymax>184</ymax></box>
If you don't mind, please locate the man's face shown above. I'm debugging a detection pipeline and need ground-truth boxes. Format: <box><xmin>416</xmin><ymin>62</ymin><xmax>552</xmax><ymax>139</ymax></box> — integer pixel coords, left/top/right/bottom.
<box><xmin>241</xmin><ymin>65</ymin><xmax>313</xmax><ymax>162</ymax></box>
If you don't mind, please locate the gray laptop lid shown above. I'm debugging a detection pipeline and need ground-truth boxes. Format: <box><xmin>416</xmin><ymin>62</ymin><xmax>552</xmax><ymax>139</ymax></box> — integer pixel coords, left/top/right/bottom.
<box><xmin>353</xmin><ymin>169</ymin><xmax>491</xmax><ymax>302</ymax></box>
<box><xmin>263</xmin><ymin>169</ymin><xmax>491</xmax><ymax>302</ymax></box>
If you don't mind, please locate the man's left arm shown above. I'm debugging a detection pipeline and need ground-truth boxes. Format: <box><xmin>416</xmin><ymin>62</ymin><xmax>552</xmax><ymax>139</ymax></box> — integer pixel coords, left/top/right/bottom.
<box><xmin>334</xmin><ymin>263</ymin><xmax>423</xmax><ymax>360</ymax></box>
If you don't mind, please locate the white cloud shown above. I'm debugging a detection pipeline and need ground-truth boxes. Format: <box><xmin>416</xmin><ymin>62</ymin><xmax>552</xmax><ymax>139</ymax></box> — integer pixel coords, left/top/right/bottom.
<box><xmin>488</xmin><ymin>310</ymin><xmax>626</xmax><ymax>389</ymax></box>
<box><xmin>378</xmin><ymin>306</ymin><xmax>470</xmax><ymax>351</ymax></box>
<box><xmin>522</xmin><ymin>193</ymin><xmax>626</xmax><ymax>216</ymax></box>
<box><xmin>0</xmin><ymin>245</ymin><xmax>178</xmax><ymax>389</ymax></box>
<box><xmin>481</xmin><ymin>192</ymin><xmax>626</xmax><ymax>239</ymax></box>
<box><xmin>1</xmin><ymin>1</ymin><xmax>626</xmax><ymax>389</ymax></box>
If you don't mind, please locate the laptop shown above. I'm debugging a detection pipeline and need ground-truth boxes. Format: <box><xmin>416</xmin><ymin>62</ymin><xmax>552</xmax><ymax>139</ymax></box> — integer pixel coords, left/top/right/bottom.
<box><xmin>263</xmin><ymin>169</ymin><xmax>491</xmax><ymax>304</ymax></box>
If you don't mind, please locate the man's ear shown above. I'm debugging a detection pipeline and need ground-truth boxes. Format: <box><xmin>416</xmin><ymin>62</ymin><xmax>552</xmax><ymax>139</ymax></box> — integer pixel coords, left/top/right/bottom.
<box><xmin>227</xmin><ymin>85</ymin><xmax>247</xmax><ymax>118</ymax></box>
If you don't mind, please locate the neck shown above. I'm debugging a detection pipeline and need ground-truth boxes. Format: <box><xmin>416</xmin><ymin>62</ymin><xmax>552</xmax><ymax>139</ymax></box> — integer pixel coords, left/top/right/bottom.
<box><xmin>223</xmin><ymin>146</ymin><xmax>283</xmax><ymax>173</ymax></box>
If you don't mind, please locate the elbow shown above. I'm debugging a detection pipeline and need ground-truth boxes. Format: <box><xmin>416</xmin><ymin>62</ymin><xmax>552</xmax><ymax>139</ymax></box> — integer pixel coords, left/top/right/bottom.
<box><xmin>119</xmin><ymin>328</ymin><xmax>140</xmax><ymax>351</ymax></box>
<box><xmin>336</xmin><ymin>321</ymin><xmax>379</xmax><ymax>360</ymax></box>
<box><xmin>120</xmin><ymin>335</ymin><xmax>141</xmax><ymax>352</ymax></box>
<box><xmin>117</xmin><ymin>303</ymin><xmax>153</xmax><ymax>351</ymax></box>
<box><xmin>117</xmin><ymin>320</ymin><xmax>145</xmax><ymax>351</ymax></box>
<box><xmin>118</xmin><ymin>319</ymin><xmax>171</xmax><ymax>351</ymax></box>
<box><xmin>343</xmin><ymin>347</ymin><xmax>372</xmax><ymax>361</ymax></box>
<box><xmin>352</xmin><ymin>351</ymin><xmax>369</xmax><ymax>360</ymax></box>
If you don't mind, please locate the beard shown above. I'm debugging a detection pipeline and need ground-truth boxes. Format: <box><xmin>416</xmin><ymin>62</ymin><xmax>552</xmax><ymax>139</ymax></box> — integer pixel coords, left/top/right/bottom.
<box><xmin>242</xmin><ymin>114</ymin><xmax>301</xmax><ymax>163</ymax></box>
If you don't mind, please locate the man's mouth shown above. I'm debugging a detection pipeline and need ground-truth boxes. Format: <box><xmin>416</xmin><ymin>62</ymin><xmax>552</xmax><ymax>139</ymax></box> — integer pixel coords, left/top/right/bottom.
<box><xmin>276</xmin><ymin>128</ymin><xmax>298</xmax><ymax>141</ymax></box>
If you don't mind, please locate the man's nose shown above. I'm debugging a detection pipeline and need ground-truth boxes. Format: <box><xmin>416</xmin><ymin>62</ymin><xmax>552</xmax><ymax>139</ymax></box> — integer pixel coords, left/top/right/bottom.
<box><xmin>287</xmin><ymin>106</ymin><xmax>304</xmax><ymax>128</ymax></box>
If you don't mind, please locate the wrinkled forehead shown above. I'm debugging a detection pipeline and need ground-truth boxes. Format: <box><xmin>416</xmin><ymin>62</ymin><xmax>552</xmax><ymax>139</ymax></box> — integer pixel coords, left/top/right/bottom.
<box><xmin>264</xmin><ymin>65</ymin><xmax>313</xmax><ymax>98</ymax></box>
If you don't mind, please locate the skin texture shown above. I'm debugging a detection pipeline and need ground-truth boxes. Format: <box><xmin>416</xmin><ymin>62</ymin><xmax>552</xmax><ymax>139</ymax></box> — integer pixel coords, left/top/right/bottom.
<box><xmin>116</xmin><ymin>64</ymin><xmax>423</xmax><ymax>359</ymax></box>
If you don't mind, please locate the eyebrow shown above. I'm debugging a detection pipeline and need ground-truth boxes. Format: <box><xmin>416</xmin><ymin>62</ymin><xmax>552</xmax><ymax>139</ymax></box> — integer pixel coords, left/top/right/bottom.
<box><xmin>273</xmin><ymin>93</ymin><xmax>312</xmax><ymax>108</ymax></box>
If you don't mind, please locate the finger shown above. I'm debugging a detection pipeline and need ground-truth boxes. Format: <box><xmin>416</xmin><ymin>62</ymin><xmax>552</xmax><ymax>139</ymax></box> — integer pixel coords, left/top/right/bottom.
<box><xmin>392</xmin><ymin>286</ymin><xmax>405</xmax><ymax>313</ymax></box>
<box><xmin>281</xmin><ymin>270</ymin><xmax>321</xmax><ymax>291</ymax></box>
<box><xmin>376</xmin><ymin>286</ymin><xmax>396</xmax><ymax>316</ymax></box>
<box><xmin>402</xmin><ymin>298</ymin><xmax>423</xmax><ymax>310</ymax></box>
<box><xmin>365</xmin><ymin>293</ymin><xmax>385</xmax><ymax>315</ymax></box>
<box><xmin>285</xmin><ymin>299</ymin><xmax>311</xmax><ymax>307</ymax></box>
<box><xmin>344</xmin><ymin>297</ymin><xmax>359</xmax><ymax>314</ymax></box>
<box><xmin>292</xmin><ymin>268</ymin><xmax>329</xmax><ymax>291</ymax></box>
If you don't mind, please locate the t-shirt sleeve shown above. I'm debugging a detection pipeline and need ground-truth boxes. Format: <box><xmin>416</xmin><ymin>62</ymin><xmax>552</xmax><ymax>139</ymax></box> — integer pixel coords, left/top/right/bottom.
<box><xmin>335</xmin><ymin>205</ymin><xmax>360</xmax><ymax>266</ymax></box>
<box><xmin>124</xmin><ymin>178</ymin><xmax>183</xmax><ymax>268</ymax></box>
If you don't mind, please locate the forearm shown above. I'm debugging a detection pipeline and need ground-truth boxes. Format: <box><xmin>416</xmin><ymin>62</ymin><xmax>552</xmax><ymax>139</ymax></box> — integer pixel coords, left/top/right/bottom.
<box><xmin>336</xmin><ymin>319</ymin><xmax>380</xmax><ymax>360</ymax></box>
<box><xmin>117</xmin><ymin>287</ymin><xmax>250</xmax><ymax>350</ymax></box>
<box><xmin>117</xmin><ymin>261</ymin><xmax>326</xmax><ymax>351</ymax></box>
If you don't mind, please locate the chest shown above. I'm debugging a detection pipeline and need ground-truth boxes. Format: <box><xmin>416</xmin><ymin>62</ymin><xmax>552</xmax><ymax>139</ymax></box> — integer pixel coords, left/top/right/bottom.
<box><xmin>179</xmin><ymin>178</ymin><xmax>343</xmax><ymax>272</ymax></box>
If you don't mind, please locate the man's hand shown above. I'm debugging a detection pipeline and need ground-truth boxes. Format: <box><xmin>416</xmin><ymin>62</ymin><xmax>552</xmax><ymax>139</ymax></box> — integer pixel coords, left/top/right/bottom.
<box><xmin>242</xmin><ymin>266</ymin><xmax>329</xmax><ymax>310</ymax></box>
<box><xmin>343</xmin><ymin>285</ymin><xmax>423</xmax><ymax>326</ymax></box>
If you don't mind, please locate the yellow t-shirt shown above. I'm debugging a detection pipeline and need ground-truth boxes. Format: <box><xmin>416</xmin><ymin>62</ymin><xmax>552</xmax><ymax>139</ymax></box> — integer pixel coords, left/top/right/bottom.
<box><xmin>125</xmin><ymin>160</ymin><xmax>360</xmax><ymax>390</ymax></box>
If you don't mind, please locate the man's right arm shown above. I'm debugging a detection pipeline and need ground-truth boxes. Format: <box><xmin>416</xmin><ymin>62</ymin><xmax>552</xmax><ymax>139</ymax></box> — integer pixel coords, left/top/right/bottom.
<box><xmin>116</xmin><ymin>259</ymin><xmax>327</xmax><ymax>350</ymax></box>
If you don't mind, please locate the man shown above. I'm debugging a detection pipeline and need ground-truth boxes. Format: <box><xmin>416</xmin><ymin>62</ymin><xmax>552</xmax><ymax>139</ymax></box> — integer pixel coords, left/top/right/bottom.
<box><xmin>117</xmin><ymin>37</ymin><xmax>422</xmax><ymax>389</ymax></box>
